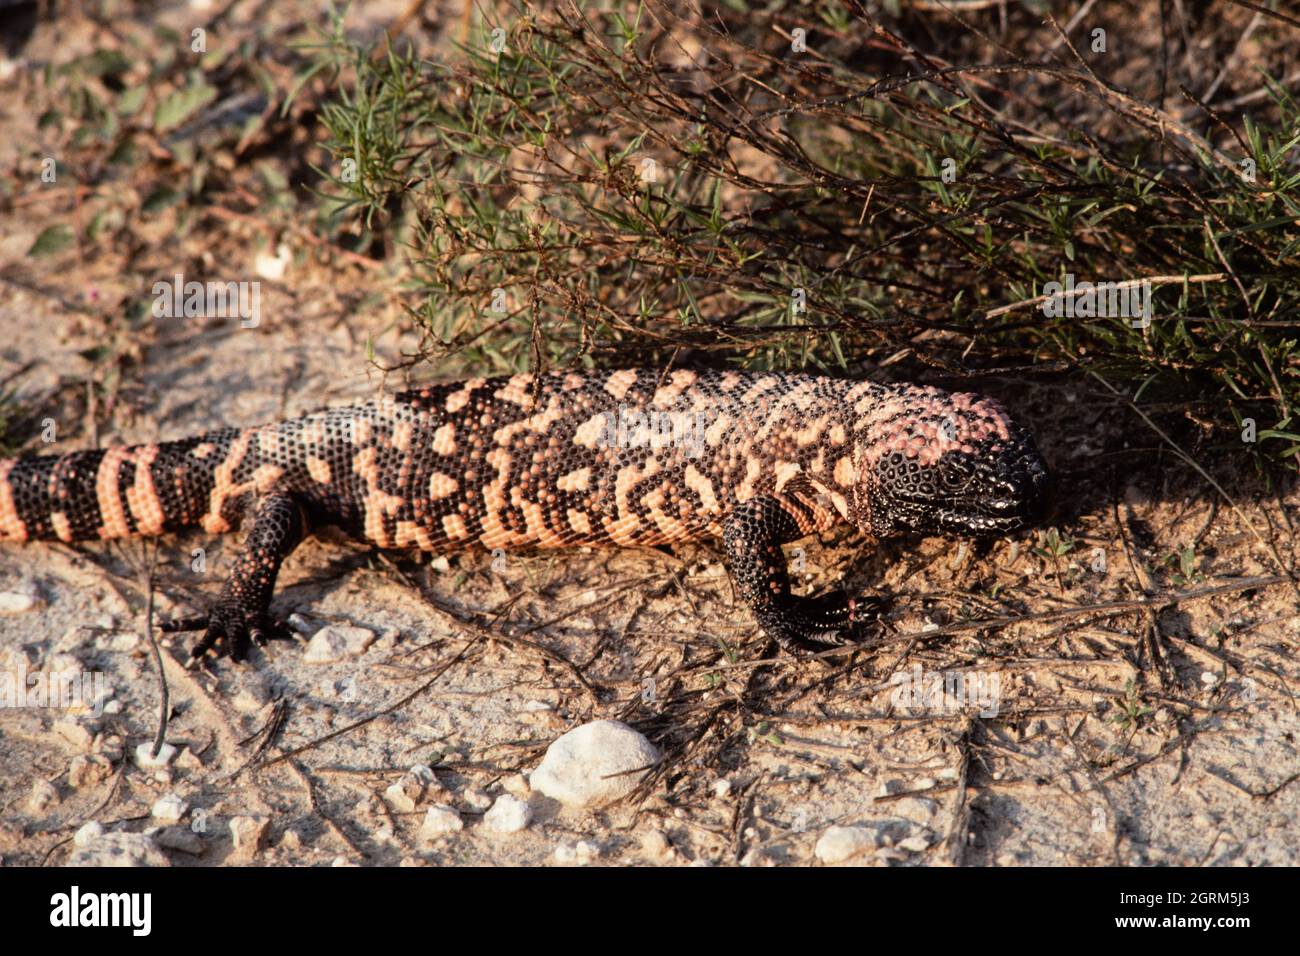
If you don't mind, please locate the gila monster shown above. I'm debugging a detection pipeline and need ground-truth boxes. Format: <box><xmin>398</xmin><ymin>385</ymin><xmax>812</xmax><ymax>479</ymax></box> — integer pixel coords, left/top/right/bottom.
<box><xmin>0</xmin><ymin>368</ymin><xmax>1051</xmax><ymax>659</ymax></box>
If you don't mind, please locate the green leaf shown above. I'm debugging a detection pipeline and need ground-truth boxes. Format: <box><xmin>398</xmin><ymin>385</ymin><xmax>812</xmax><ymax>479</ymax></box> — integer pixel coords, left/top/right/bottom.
<box><xmin>153</xmin><ymin>79</ymin><xmax>217</xmax><ymax>132</ymax></box>
<box><xmin>27</xmin><ymin>224</ymin><xmax>75</xmax><ymax>258</ymax></box>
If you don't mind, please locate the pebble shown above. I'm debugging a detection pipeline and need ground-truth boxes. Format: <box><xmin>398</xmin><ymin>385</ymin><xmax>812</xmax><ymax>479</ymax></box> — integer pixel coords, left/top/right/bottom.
<box><xmin>152</xmin><ymin>826</ymin><xmax>205</xmax><ymax>856</ymax></box>
<box><xmin>712</xmin><ymin>778</ymin><xmax>732</xmax><ymax>798</ymax></box>
<box><xmin>27</xmin><ymin>779</ymin><xmax>59</xmax><ymax>813</ymax></box>
<box><xmin>815</xmin><ymin>826</ymin><xmax>879</xmax><ymax>864</ymax></box>
<box><xmin>151</xmin><ymin>793</ymin><xmax>188</xmax><ymax>823</ymax></box>
<box><xmin>0</xmin><ymin>588</ymin><xmax>41</xmax><ymax>614</ymax></box>
<box><xmin>502</xmin><ymin>773</ymin><xmax>531</xmax><ymax>798</ymax></box>
<box><xmin>74</xmin><ymin>821</ymin><xmax>104</xmax><ymax>847</ymax></box>
<box><xmin>555</xmin><ymin>840</ymin><xmax>599</xmax><ymax>865</ymax></box>
<box><xmin>483</xmin><ymin>795</ymin><xmax>532</xmax><ymax>833</ymax></box>
<box><xmin>898</xmin><ymin>834</ymin><xmax>933</xmax><ymax>853</ymax></box>
<box><xmin>54</xmin><ymin>719</ymin><xmax>96</xmax><ymax>750</ymax></box>
<box><xmin>134</xmin><ymin>741</ymin><xmax>177</xmax><ymax>769</ymax></box>
<box><xmin>303</xmin><ymin>624</ymin><xmax>376</xmax><ymax>663</ymax></box>
<box><xmin>68</xmin><ymin>831</ymin><xmax>170</xmax><ymax>867</ymax></box>
<box><xmin>531</xmin><ymin>720</ymin><xmax>660</xmax><ymax>808</ymax></box>
<box><xmin>462</xmin><ymin>787</ymin><xmax>493</xmax><ymax>811</ymax></box>
<box><xmin>229</xmin><ymin>815</ymin><xmax>270</xmax><ymax>859</ymax></box>
<box><xmin>640</xmin><ymin>829</ymin><xmax>673</xmax><ymax>863</ymax></box>
<box><xmin>419</xmin><ymin>805</ymin><xmax>464</xmax><ymax>839</ymax></box>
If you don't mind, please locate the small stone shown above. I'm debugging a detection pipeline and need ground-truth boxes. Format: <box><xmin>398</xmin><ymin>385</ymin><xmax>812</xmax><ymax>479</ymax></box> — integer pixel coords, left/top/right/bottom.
<box><xmin>712</xmin><ymin>778</ymin><xmax>732</xmax><ymax>798</ymax></box>
<box><xmin>1201</xmin><ymin>671</ymin><xmax>1219</xmax><ymax>686</ymax></box>
<box><xmin>898</xmin><ymin>834</ymin><xmax>933</xmax><ymax>853</ymax></box>
<box><xmin>151</xmin><ymin>793</ymin><xmax>188</xmax><ymax>823</ymax></box>
<box><xmin>254</xmin><ymin>242</ymin><xmax>291</xmax><ymax>281</ymax></box>
<box><xmin>279</xmin><ymin>828</ymin><xmax>303</xmax><ymax>850</ymax></box>
<box><xmin>134</xmin><ymin>741</ymin><xmax>177</xmax><ymax>769</ymax></box>
<box><xmin>68</xmin><ymin>831</ymin><xmax>170</xmax><ymax>867</ymax></box>
<box><xmin>93</xmin><ymin>733</ymin><xmax>124</xmax><ymax>763</ymax></box>
<box><xmin>74</xmin><ymin>821</ymin><xmax>103</xmax><ymax>847</ymax></box>
<box><xmin>462</xmin><ymin>787</ymin><xmax>492</xmax><ymax>811</ymax></box>
<box><xmin>522</xmin><ymin>699</ymin><xmax>553</xmax><ymax>713</ymax></box>
<box><xmin>229</xmin><ymin>815</ymin><xmax>271</xmax><ymax>859</ymax></box>
<box><xmin>530</xmin><ymin>720</ymin><xmax>659</xmax><ymax>808</ymax></box>
<box><xmin>419</xmin><ymin>805</ymin><xmax>464</xmax><ymax>839</ymax></box>
<box><xmin>914</xmin><ymin>776</ymin><xmax>936</xmax><ymax>791</ymax></box>
<box><xmin>0</xmin><ymin>588</ymin><xmax>41</xmax><ymax>614</ymax></box>
<box><xmin>303</xmin><ymin>624</ymin><xmax>376</xmax><ymax>663</ymax></box>
<box><xmin>153</xmin><ymin>826</ymin><xmax>205</xmax><ymax>856</ymax></box>
<box><xmin>102</xmin><ymin>700</ymin><xmax>123</xmax><ymax>715</ymax></box>
<box><xmin>28</xmin><ymin>779</ymin><xmax>59</xmax><ymax>813</ymax></box>
<box><xmin>430</xmin><ymin>556</ymin><xmax>451</xmax><ymax>572</ymax></box>
<box><xmin>384</xmin><ymin>781</ymin><xmax>419</xmax><ymax>814</ymax></box>
<box><xmin>483</xmin><ymin>795</ymin><xmax>532</xmax><ymax>833</ymax></box>
<box><xmin>53</xmin><ymin>719</ymin><xmax>96</xmax><ymax>750</ymax></box>
<box><xmin>640</xmin><ymin>829</ymin><xmax>673</xmax><ymax>863</ymax></box>
<box><xmin>502</xmin><ymin>773</ymin><xmax>531</xmax><ymax>797</ymax></box>
<box><xmin>68</xmin><ymin>754</ymin><xmax>112</xmax><ymax>788</ymax></box>
<box><xmin>815</xmin><ymin>826</ymin><xmax>878</xmax><ymax>863</ymax></box>
<box><xmin>896</xmin><ymin>797</ymin><xmax>937</xmax><ymax>822</ymax></box>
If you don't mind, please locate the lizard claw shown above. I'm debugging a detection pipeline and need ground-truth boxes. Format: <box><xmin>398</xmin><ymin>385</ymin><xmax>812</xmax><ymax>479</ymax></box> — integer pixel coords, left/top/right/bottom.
<box><xmin>161</xmin><ymin>604</ymin><xmax>286</xmax><ymax>662</ymax></box>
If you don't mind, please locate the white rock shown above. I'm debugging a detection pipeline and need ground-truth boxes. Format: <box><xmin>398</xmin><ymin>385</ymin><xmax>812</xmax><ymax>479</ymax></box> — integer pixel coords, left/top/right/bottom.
<box><xmin>134</xmin><ymin>741</ymin><xmax>177</xmax><ymax>769</ymax></box>
<box><xmin>68</xmin><ymin>832</ymin><xmax>169</xmax><ymax>867</ymax></box>
<box><xmin>483</xmin><ymin>795</ymin><xmax>532</xmax><ymax>833</ymax></box>
<box><xmin>815</xmin><ymin>826</ymin><xmax>878</xmax><ymax>864</ymax></box>
<box><xmin>898</xmin><ymin>834</ymin><xmax>933</xmax><ymax>853</ymax></box>
<box><xmin>530</xmin><ymin>720</ymin><xmax>659</xmax><ymax>808</ymax></box>
<box><xmin>502</xmin><ymin>773</ymin><xmax>531</xmax><ymax>797</ymax></box>
<box><xmin>379</xmin><ymin>785</ymin><xmax>416</xmax><ymax>816</ymax></box>
<box><xmin>74</xmin><ymin>821</ymin><xmax>104</xmax><ymax>847</ymax></box>
<box><xmin>303</xmin><ymin>624</ymin><xmax>375</xmax><ymax>663</ymax></box>
<box><xmin>712</xmin><ymin>778</ymin><xmax>732</xmax><ymax>798</ymax></box>
<box><xmin>151</xmin><ymin>793</ymin><xmax>188</xmax><ymax>823</ymax></box>
<box><xmin>28</xmin><ymin>779</ymin><xmax>59</xmax><ymax>813</ymax></box>
<box><xmin>419</xmin><ymin>805</ymin><xmax>464</xmax><ymax>839</ymax></box>
<box><xmin>254</xmin><ymin>242</ymin><xmax>291</xmax><ymax>280</ymax></box>
<box><xmin>430</xmin><ymin>556</ymin><xmax>451</xmax><ymax>572</ymax></box>
<box><xmin>0</xmin><ymin>589</ymin><xmax>40</xmax><ymax>613</ymax></box>
<box><xmin>640</xmin><ymin>829</ymin><xmax>673</xmax><ymax>863</ymax></box>
<box><xmin>229</xmin><ymin>815</ymin><xmax>270</xmax><ymax>859</ymax></box>
<box><xmin>462</xmin><ymin>787</ymin><xmax>493</xmax><ymax>811</ymax></box>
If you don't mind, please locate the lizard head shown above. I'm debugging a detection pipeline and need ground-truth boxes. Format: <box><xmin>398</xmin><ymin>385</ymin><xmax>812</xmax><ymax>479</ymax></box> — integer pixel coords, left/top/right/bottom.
<box><xmin>852</xmin><ymin>387</ymin><xmax>1052</xmax><ymax>539</ymax></box>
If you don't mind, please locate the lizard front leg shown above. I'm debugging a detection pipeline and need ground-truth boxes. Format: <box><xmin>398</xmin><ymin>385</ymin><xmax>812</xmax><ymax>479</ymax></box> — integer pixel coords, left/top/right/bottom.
<box><xmin>722</xmin><ymin>494</ymin><xmax>870</xmax><ymax>655</ymax></box>
<box><xmin>161</xmin><ymin>493</ymin><xmax>312</xmax><ymax>661</ymax></box>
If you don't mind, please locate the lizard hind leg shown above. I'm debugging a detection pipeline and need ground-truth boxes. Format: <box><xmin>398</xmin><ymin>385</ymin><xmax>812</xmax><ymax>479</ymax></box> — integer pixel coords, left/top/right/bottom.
<box><xmin>160</xmin><ymin>492</ymin><xmax>312</xmax><ymax>662</ymax></box>
<box><xmin>722</xmin><ymin>495</ymin><xmax>881</xmax><ymax>655</ymax></box>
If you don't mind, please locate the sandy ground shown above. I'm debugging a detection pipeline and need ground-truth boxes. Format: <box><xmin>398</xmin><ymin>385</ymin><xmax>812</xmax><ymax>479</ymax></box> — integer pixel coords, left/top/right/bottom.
<box><xmin>0</xmin><ymin>2</ymin><xmax>1297</xmax><ymax>868</ymax></box>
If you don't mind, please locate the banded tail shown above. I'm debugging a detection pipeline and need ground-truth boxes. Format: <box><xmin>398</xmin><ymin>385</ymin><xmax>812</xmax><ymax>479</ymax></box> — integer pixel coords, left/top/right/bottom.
<box><xmin>0</xmin><ymin>428</ymin><xmax>250</xmax><ymax>544</ymax></box>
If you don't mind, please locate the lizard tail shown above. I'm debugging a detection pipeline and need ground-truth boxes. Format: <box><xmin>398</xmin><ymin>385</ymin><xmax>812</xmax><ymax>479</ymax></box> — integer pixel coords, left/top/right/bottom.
<box><xmin>0</xmin><ymin>428</ymin><xmax>242</xmax><ymax>544</ymax></box>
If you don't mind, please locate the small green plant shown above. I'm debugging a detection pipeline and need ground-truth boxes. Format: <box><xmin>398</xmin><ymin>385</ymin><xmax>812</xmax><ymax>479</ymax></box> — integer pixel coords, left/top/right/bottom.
<box><xmin>1112</xmin><ymin>678</ymin><xmax>1154</xmax><ymax>733</ymax></box>
<box><xmin>1164</xmin><ymin>545</ymin><xmax>1205</xmax><ymax>586</ymax></box>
